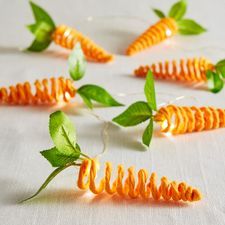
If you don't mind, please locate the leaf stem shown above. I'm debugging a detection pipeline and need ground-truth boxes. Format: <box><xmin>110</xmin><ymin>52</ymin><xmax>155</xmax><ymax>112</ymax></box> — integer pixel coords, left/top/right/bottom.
<box><xmin>19</xmin><ymin>162</ymin><xmax>79</xmax><ymax>203</ymax></box>
<box><xmin>80</xmin><ymin>152</ymin><xmax>90</xmax><ymax>159</ymax></box>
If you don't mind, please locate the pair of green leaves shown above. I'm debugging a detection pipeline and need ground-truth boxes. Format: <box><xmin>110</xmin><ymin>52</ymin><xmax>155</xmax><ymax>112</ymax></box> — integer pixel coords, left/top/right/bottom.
<box><xmin>61</xmin><ymin>40</ymin><xmax>123</xmax><ymax>109</ymax></box>
<box><xmin>152</xmin><ymin>0</ymin><xmax>206</xmax><ymax>35</ymax></box>
<box><xmin>41</xmin><ymin>111</ymin><xmax>81</xmax><ymax>167</ymax></box>
<box><xmin>113</xmin><ymin>71</ymin><xmax>157</xmax><ymax>147</ymax></box>
<box><xmin>153</xmin><ymin>0</ymin><xmax>186</xmax><ymax>20</ymax></box>
<box><xmin>21</xmin><ymin>111</ymin><xmax>86</xmax><ymax>202</ymax></box>
<box><xmin>206</xmin><ymin>59</ymin><xmax>225</xmax><ymax>93</ymax></box>
<box><xmin>27</xmin><ymin>1</ymin><xmax>55</xmax><ymax>52</ymax></box>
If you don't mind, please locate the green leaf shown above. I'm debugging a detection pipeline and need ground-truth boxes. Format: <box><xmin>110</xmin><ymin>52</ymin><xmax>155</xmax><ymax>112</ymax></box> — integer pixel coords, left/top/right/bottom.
<box><xmin>177</xmin><ymin>19</ymin><xmax>206</xmax><ymax>35</ymax></box>
<box><xmin>168</xmin><ymin>0</ymin><xmax>187</xmax><ymax>21</ymax></box>
<box><xmin>144</xmin><ymin>70</ymin><xmax>157</xmax><ymax>111</ymax></box>
<box><xmin>216</xmin><ymin>59</ymin><xmax>225</xmax><ymax>78</ymax></box>
<box><xmin>27</xmin><ymin>21</ymin><xmax>53</xmax><ymax>42</ymax></box>
<box><xmin>206</xmin><ymin>70</ymin><xmax>224</xmax><ymax>93</ymax></box>
<box><xmin>78</xmin><ymin>92</ymin><xmax>93</xmax><ymax>108</ymax></box>
<box><xmin>26</xmin><ymin>39</ymin><xmax>51</xmax><ymax>52</ymax></box>
<box><xmin>20</xmin><ymin>163</ymin><xmax>73</xmax><ymax>203</ymax></box>
<box><xmin>142</xmin><ymin>119</ymin><xmax>153</xmax><ymax>147</ymax></box>
<box><xmin>49</xmin><ymin>111</ymin><xmax>78</xmax><ymax>155</ymax></box>
<box><xmin>77</xmin><ymin>85</ymin><xmax>123</xmax><ymax>109</ymax></box>
<box><xmin>152</xmin><ymin>8</ymin><xmax>165</xmax><ymax>18</ymax></box>
<box><xmin>40</xmin><ymin>147</ymin><xmax>80</xmax><ymax>167</ymax></box>
<box><xmin>112</xmin><ymin>101</ymin><xmax>152</xmax><ymax>127</ymax></box>
<box><xmin>27</xmin><ymin>2</ymin><xmax>55</xmax><ymax>52</ymax></box>
<box><xmin>29</xmin><ymin>1</ymin><xmax>55</xmax><ymax>28</ymax></box>
<box><xmin>216</xmin><ymin>59</ymin><xmax>225</xmax><ymax>68</ymax></box>
<box><xmin>69</xmin><ymin>43</ymin><xmax>86</xmax><ymax>81</ymax></box>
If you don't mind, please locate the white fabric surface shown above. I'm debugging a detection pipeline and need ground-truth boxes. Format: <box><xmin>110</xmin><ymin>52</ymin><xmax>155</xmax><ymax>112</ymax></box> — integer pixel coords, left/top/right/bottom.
<box><xmin>1</xmin><ymin>0</ymin><xmax>225</xmax><ymax>224</ymax></box>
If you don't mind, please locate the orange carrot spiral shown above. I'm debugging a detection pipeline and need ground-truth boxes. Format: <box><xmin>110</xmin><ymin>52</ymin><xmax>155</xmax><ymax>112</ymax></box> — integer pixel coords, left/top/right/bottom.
<box><xmin>0</xmin><ymin>77</ymin><xmax>76</xmax><ymax>105</ymax></box>
<box><xmin>154</xmin><ymin>105</ymin><xmax>225</xmax><ymax>134</ymax></box>
<box><xmin>134</xmin><ymin>57</ymin><xmax>215</xmax><ymax>82</ymax></box>
<box><xmin>126</xmin><ymin>18</ymin><xmax>178</xmax><ymax>56</ymax></box>
<box><xmin>77</xmin><ymin>159</ymin><xmax>201</xmax><ymax>202</ymax></box>
<box><xmin>51</xmin><ymin>25</ymin><xmax>114</xmax><ymax>63</ymax></box>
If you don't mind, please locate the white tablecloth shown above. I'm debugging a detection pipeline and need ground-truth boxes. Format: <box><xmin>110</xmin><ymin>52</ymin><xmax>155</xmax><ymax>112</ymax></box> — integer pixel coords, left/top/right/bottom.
<box><xmin>1</xmin><ymin>0</ymin><xmax>225</xmax><ymax>224</ymax></box>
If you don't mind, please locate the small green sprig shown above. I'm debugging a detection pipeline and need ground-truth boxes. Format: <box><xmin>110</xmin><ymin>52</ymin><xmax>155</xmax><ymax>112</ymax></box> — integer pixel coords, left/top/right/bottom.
<box><xmin>27</xmin><ymin>1</ymin><xmax>56</xmax><ymax>52</ymax></box>
<box><xmin>68</xmin><ymin>43</ymin><xmax>86</xmax><ymax>81</ymax></box>
<box><xmin>152</xmin><ymin>0</ymin><xmax>206</xmax><ymax>35</ymax></box>
<box><xmin>68</xmin><ymin>44</ymin><xmax>123</xmax><ymax>109</ymax></box>
<box><xmin>206</xmin><ymin>59</ymin><xmax>225</xmax><ymax>93</ymax></box>
<box><xmin>113</xmin><ymin>70</ymin><xmax>157</xmax><ymax>147</ymax></box>
<box><xmin>21</xmin><ymin>111</ymin><xmax>89</xmax><ymax>203</ymax></box>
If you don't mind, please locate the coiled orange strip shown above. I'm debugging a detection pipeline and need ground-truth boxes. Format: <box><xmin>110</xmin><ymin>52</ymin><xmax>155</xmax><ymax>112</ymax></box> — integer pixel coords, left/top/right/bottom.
<box><xmin>134</xmin><ymin>57</ymin><xmax>215</xmax><ymax>82</ymax></box>
<box><xmin>0</xmin><ymin>77</ymin><xmax>76</xmax><ymax>105</ymax></box>
<box><xmin>77</xmin><ymin>159</ymin><xmax>201</xmax><ymax>202</ymax></box>
<box><xmin>154</xmin><ymin>105</ymin><xmax>225</xmax><ymax>134</ymax></box>
<box><xmin>51</xmin><ymin>25</ymin><xmax>114</xmax><ymax>63</ymax></box>
<box><xmin>126</xmin><ymin>18</ymin><xmax>178</xmax><ymax>56</ymax></box>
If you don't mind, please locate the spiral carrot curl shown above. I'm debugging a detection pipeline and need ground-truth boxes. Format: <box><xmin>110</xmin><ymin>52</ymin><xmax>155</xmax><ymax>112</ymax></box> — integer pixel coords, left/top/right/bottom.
<box><xmin>134</xmin><ymin>57</ymin><xmax>225</xmax><ymax>93</ymax></box>
<box><xmin>78</xmin><ymin>158</ymin><xmax>201</xmax><ymax>202</ymax></box>
<box><xmin>0</xmin><ymin>77</ymin><xmax>76</xmax><ymax>105</ymax></box>
<box><xmin>27</xmin><ymin>2</ymin><xmax>113</xmax><ymax>63</ymax></box>
<box><xmin>134</xmin><ymin>57</ymin><xmax>214</xmax><ymax>81</ymax></box>
<box><xmin>126</xmin><ymin>0</ymin><xmax>206</xmax><ymax>55</ymax></box>
<box><xmin>51</xmin><ymin>25</ymin><xmax>114</xmax><ymax>63</ymax></box>
<box><xmin>126</xmin><ymin>18</ymin><xmax>178</xmax><ymax>56</ymax></box>
<box><xmin>154</xmin><ymin>105</ymin><xmax>225</xmax><ymax>135</ymax></box>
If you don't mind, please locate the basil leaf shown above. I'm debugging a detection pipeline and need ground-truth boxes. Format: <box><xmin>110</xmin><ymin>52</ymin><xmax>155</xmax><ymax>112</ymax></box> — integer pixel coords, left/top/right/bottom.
<box><xmin>152</xmin><ymin>8</ymin><xmax>165</xmax><ymax>18</ymax></box>
<box><xmin>216</xmin><ymin>59</ymin><xmax>225</xmax><ymax>78</ymax></box>
<box><xmin>40</xmin><ymin>147</ymin><xmax>80</xmax><ymax>167</ymax></box>
<box><xmin>27</xmin><ymin>39</ymin><xmax>51</xmax><ymax>52</ymax></box>
<box><xmin>69</xmin><ymin>43</ymin><xmax>86</xmax><ymax>81</ymax></box>
<box><xmin>206</xmin><ymin>70</ymin><xmax>224</xmax><ymax>93</ymax></box>
<box><xmin>49</xmin><ymin>111</ymin><xmax>78</xmax><ymax>155</ymax></box>
<box><xmin>29</xmin><ymin>1</ymin><xmax>55</xmax><ymax>28</ymax></box>
<box><xmin>168</xmin><ymin>0</ymin><xmax>187</xmax><ymax>21</ymax></box>
<box><xmin>142</xmin><ymin>119</ymin><xmax>153</xmax><ymax>147</ymax></box>
<box><xmin>113</xmin><ymin>101</ymin><xmax>152</xmax><ymax>127</ymax></box>
<box><xmin>144</xmin><ymin>70</ymin><xmax>157</xmax><ymax>111</ymax></box>
<box><xmin>177</xmin><ymin>19</ymin><xmax>206</xmax><ymax>35</ymax></box>
<box><xmin>20</xmin><ymin>164</ymin><xmax>72</xmax><ymax>203</ymax></box>
<box><xmin>77</xmin><ymin>85</ymin><xmax>123</xmax><ymax>109</ymax></box>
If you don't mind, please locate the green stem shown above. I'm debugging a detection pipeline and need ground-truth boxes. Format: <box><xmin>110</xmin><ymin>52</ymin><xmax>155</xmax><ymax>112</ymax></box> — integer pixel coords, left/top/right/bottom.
<box><xmin>20</xmin><ymin>162</ymin><xmax>78</xmax><ymax>203</ymax></box>
<box><xmin>80</xmin><ymin>152</ymin><xmax>90</xmax><ymax>159</ymax></box>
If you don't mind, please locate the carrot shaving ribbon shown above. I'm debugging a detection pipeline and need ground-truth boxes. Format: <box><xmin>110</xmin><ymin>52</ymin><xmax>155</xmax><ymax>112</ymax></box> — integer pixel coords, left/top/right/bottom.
<box><xmin>126</xmin><ymin>18</ymin><xmax>178</xmax><ymax>55</ymax></box>
<box><xmin>134</xmin><ymin>57</ymin><xmax>225</xmax><ymax>93</ymax></box>
<box><xmin>0</xmin><ymin>77</ymin><xmax>76</xmax><ymax>105</ymax></box>
<box><xmin>134</xmin><ymin>57</ymin><xmax>214</xmax><ymax>81</ymax></box>
<box><xmin>126</xmin><ymin>0</ymin><xmax>206</xmax><ymax>55</ymax></box>
<box><xmin>154</xmin><ymin>105</ymin><xmax>225</xmax><ymax>134</ymax></box>
<box><xmin>78</xmin><ymin>158</ymin><xmax>202</xmax><ymax>202</ymax></box>
<box><xmin>27</xmin><ymin>2</ymin><xmax>113</xmax><ymax>63</ymax></box>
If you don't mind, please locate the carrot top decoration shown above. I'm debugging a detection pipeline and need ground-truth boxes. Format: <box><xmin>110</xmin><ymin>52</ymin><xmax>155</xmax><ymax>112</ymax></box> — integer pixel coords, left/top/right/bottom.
<box><xmin>21</xmin><ymin>111</ymin><xmax>201</xmax><ymax>203</ymax></box>
<box><xmin>26</xmin><ymin>1</ymin><xmax>114</xmax><ymax>63</ymax></box>
<box><xmin>0</xmin><ymin>44</ymin><xmax>122</xmax><ymax>108</ymax></box>
<box><xmin>126</xmin><ymin>0</ymin><xmax>206</xmax><ymax>55</ymax></box>
<box><xmin>113</xmin><ymin>71</ymin><xmax>157</xmax><ymax>147</ymax></box>
<box><xmin>113</xmin><ymin>70</ymin><xmax>225</xmax><ymax>147</ymax></box>
<box><xmin>134</xmin><ymin>57</ymin><xmax>225</xmax><ymax>93</ymax></box>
